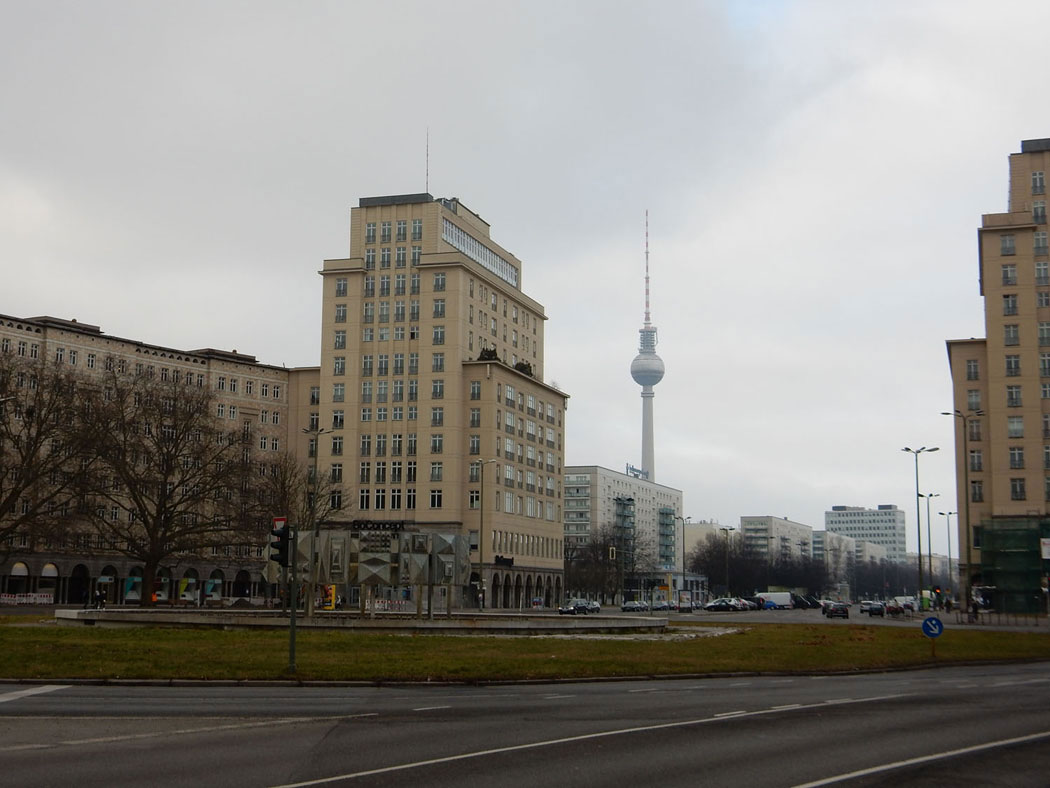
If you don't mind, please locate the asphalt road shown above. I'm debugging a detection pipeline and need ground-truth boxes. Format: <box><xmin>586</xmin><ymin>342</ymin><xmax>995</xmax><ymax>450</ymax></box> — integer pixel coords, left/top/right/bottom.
<box><xmin>2</xmin><ymin>663</ymin><xmax>1049</xmax><ymax>787</ymax></box>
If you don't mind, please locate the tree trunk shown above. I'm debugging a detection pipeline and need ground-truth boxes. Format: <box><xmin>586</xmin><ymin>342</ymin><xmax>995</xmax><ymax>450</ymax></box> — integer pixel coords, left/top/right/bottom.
<box><xmin>140</xmin><ymin>562</ymin><xmax>157</xmax><ymax>608</ymax></box>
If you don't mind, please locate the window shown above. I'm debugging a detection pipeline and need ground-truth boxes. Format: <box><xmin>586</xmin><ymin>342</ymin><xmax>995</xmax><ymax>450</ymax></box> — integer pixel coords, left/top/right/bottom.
<box><xmin>1035</xmin><ymin>201</ymin><xmax>1046</xmax><ymax>224</ymax></box>
<box><xmin>335</xmin><ymin>277</ymin><xmax>348</xmax><ymax>296</ymax></box>
<box><xmin>378</xmin><ymin>354</ymin><xmax>389</xmax><ymax>376</ymax></box>
<box><xmin>1010</xmin><ymin>446</ymin><xmax>1025</xmax><ymax>469</ymax></box>
<box><xmin>375</xmin><ymin>434</ymin><xmax>387</xmax><ymax>456</ymax></box>
<box><xmin>431</xmin><ymin>380</ymin><xmax>444</xmax><ymax>399</ymax></box>
<box><xmin>365</xmin><ymin>274</ymin><xmax>376</xmax><ymax>296</ymax></box>
<box><xmin>1005</xmin><ymin>324</ymin><xmax>1020</xmax><ymax>346</ymax></box>
<box><xmin>309</xmin><ymin>412</ymin><xmax>319</xmax><ymax>430</ymax></box>
<box><xmin>412</xmin><ymin>218</ymin><xmax>422</xmax><ymax>240</ymax></box>
<box><xmin>362</xmin><ymin>355</ymin><xmax>373</xmax><ymax>376</ymax></box>
<box><xmin>434</xmin><ymin>273</ymin><xmax>446</xmax><ymax>292</ymax></box>
<box><xmin>365</xmin><ymin>222</ymin><xmax>376</xmax><ymax>243</ymax></box>
<box><xmin>1034</xmin><ymin>171</ymin><xmax>1046</xmax><ymax>194</ymax></box>
<box><xmin>1004</xmin><ymin>294</ymin><xmax>1018</xmax><ymax>315</ymax></box>
<box><xmin>966</xmin><ymin>359</ymin><xmax>979</xmax><ymax>380</ymax></box>
<box><xmin>334</xmin><ymin>330</ymin><xmax>346</xmax><ymax>349</ymax></box>
<box><xmin>1008</xmin><ymin>415</ymin><xmax>1024</xmax><ymax>438</ymax></box>
<box><xmin>430</xmin><ymin>489</ymin><xmax>443</xmax><ymax>508</ymax></box>
<box><xmin>411</xmin><ymin>273</ymin><xmax>420</xmax><ymax>294</ymax></box>
<box><xmin>359</xmin><ymin>489</ymin><xmax>370</xmax><ymax>510</ymax></box>
<box><xmin>363</xmin><ymin>302</ymin><xmax>374</xmax><ymax>323</ymax></box>
<box><xmin>431</xmin><ymin>407</ymin><xmax>444</xmax><ymax>426</ymax></box>
<box><xmin>332</xmin><ymin>436</ymin><xmax>344</xmax><ymax>455</ymax></box>
<box><xmin>332</xmin><ymin>383</ymin><xmax>345</xmax><ymax>402</ymax></box>
<box><xmin>334</xmin><ymin>303</ymin><xmax>347</xmax><ymax>323</ymax></box>
<box><xmin>430</xmin><ymin>434</ymin><xmax>443</xmax><ymax>454</ymax></box>
<box><xmin>332</xmin><ymin>410</ymin><xmax>344</xmax><ymax>429</ymax></box>
<box><xmin>433</xmin><ymin>299</ymin><xmax>445</xmax><ymax>318</ymax></box>
<box><xmin>469</xmin><ymin>435</ymin><xmax>480</xmax><ymax>455</ymax></box>
<box><xmin>970</xmin><ymin>479</ymin><xmax>984</xmax><ymax>502</ymax></box>
<box><xmin>365</xmin><ymin>248</ymin><xmax>376</xmax><ymax>269</ymax></box>
<box><xmin>380</xmin><ymin>248</ymin><xmax>391</xmax><ymax>268</ymax></box>
<box><xmin>968</xmin><ymin>418</ymin><xmax>982</xmax><ymax>442</ymax></box>
<box><xmin>1037</xmin><ymin>232</ymin><xmax>1049</xmax><ymax>255</ymax></box>
<box><xmin>381</xmin><ymin>221</ymin><xmax>391</xmax><ymax>243</ymax></box>
<box><xmin>469</xmin><ymin>490</ymin><xmax>480</xmax><ymax>509</ymax></box>
<box><xmin>360</xmin><ymin>407</ymin><xmax>371</xmax><ymax>422</ymax></box>
<box><xmin>407</xmin><ymin>460</ymin><xmax>417</xmax><ymax>482</ymax></box>
<box><xmin>470</xmin><ymin>408</ymin><xmax>481</xmax><ymax>428</ymax></box>
<box><xmin>396</xmin><ymin>247</ymin><xmax>406</xmax><ymax>267</ymax></box>
<box><xmin>1001</xmin><ymin>236</ymin><xmax>1016</xmax><ymax>257</ymax></box>
<box><xmin>412</xmin><ymin>245</ymin><xmax>421</xmax><ymax>265</ymax></box>
<box><xmin>1011</xmin><ymin>477</ymin><xmax>1027</xmax><ymax>500</ymax></box>
<box><xmin>396</xmin><ymin>219</ymin><xmax>407</xmax><ymax>241</ymax></box>
<box><xmin>1007</xmin><ymin>384</ymin><xmax>1022</xmax><ymax>407</ymax></box>
<box><xmin>432</xmin><ymin>326</ymin><xmax>445</xmax><ymax>345</ymax></box>
<box><xmin>334</xmin><ymin>356</ymin><xmax>345</xmax><ymax>376</ymax></box>
<box><xmin>1040</xmin><ymin>292</ymin><xmax>1050</xmax><ymax>308</ymax></box>
<box><xmin>360</xmin><ymin>435</ymin><xmax>371</xmax><ymax>456</ymax></box>
<box><xmin>1041</xmin><ymin>323</ymin><xmax>1050</xmax><ymax>346</ymax></box>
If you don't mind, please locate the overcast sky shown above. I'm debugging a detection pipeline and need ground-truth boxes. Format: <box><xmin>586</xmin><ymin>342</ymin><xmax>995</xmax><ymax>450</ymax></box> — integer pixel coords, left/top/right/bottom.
<box><xmin>4</xmin><ymin>1</ymin><xmax>1049</xmax><ymax>556</ymax></box>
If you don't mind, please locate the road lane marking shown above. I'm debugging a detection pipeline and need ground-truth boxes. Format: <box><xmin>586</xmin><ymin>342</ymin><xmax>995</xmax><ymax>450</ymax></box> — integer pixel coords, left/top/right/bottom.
<box><xmin>270</xmin><ymin>693</ymin><xmax>909</xmax><ymax>787</ymax></box>
<box><xmin>543</xmin><ymin>694</ymin><xmax>574</xmax><ymax>699</ymax></box>
<box><xmin>627</xmin><ymin>688</ymin><xmax>661</xmax><ymax>694</ymax></box>
<box><xmin>823</xmin><ymin>698</ymin><xmax>854</xmax><ymax>705</ymax></box>
<box><xmin>0</xmin><ymin>713</ymin><xmax>379</xmax><ymax>753</ymax></box>
<box><xmin>772</xmin><ymin>704</ymin><xmax>801</xmax><ymax>710</ymax></box>
<box><xmin>791</xmin><ymin>729</ymin><xmax>1050</xmax><ymax>787</ymax></box>
<box><xmin>0</xmin><ymin>685</ymin><xmax>69</xmax><ymax>704</ymax></box>
<box><xmin>714</xmin><ymin>711</ymin><xmax>747</xmax><ymax>717</ymax></box>
<box><xmin>412</xmin><ymin>706</ymin><xmax>451</xmax><ymax>712</ymax></box>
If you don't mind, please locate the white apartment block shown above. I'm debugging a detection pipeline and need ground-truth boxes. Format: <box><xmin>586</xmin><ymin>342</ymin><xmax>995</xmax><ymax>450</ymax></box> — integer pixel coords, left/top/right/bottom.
<box><xmin>740</xmin><ymin>515</ymin><xmax>814</xmax><ymax>561</ymax></box>
<box><xmin>563</xmin><ymin>465</ymin><xmax>683</xmax><ymax>571</ymax></box>
<box><xmin>825</xmin><ymin>504</ymin><xmax>907</xmax><ymax>563</ymax></box>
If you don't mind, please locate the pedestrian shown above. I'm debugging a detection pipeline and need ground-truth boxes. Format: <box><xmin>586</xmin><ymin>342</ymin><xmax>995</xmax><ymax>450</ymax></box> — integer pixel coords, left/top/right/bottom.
<box><xmin>98</xmin><ymin>587</ymin><xmax>106</xmax><ymax>610</ymax></box>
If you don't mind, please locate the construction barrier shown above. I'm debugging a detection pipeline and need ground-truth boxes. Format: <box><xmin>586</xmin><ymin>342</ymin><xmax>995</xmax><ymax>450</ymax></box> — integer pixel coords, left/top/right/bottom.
<box><xmin>0</xmin><ymin>593</ymin><xmax>54</xmax><ymax>605</ymax></box>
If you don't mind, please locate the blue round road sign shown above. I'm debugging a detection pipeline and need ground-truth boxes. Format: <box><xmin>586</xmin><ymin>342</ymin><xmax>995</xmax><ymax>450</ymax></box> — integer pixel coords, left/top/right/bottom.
<box><xmin>922</xmin><ymin>616</ymin><xmax>944</xmax><ymax>638</ymax></box>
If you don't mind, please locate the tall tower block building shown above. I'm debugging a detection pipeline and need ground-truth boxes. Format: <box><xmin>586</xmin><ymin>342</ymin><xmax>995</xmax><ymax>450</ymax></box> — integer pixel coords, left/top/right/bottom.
<box><xmin>319</xmin><ymin>194</ymin><xmax>569</xmax><ymax>608</ymax></box>
<box><xmin>630</xmin><ymin>214</ymin><xmax>664</xmax><ymax>480</ymax></box>
<box><xmin>947</xmin><ymin>139</ymin><xmax>1050</xmax><ymax>611</ymax></box>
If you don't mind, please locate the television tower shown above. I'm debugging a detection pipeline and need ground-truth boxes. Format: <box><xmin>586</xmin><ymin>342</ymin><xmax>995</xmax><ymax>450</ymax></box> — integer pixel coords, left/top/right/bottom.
<box><xmin>630</xmin><ymin>211</ymin><xmax>665</xmax><ymax>481</ymax></box>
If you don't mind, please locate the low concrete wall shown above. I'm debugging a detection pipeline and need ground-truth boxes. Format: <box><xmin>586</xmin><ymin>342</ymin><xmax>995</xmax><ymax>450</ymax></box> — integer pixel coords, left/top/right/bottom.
<box><xmin>54</xmin><ymin>609</ymin><xmax>668</xmax><ymax>635</ymax></box>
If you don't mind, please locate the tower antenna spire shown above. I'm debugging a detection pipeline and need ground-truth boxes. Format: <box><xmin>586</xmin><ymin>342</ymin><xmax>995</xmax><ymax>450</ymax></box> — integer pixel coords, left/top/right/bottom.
<box><xmin>425</xmin><ymin>127</ymin><xmax>429</xmax><ymax>193</ymax></box>
<box><xmin>630</xmin><ymin>209</ymin><xmax>665</xmax><ymax>481</ymax></box>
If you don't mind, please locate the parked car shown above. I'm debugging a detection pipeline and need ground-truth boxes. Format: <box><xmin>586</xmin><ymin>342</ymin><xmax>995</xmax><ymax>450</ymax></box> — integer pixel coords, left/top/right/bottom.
<box><xmin>735</xmin><ymin>597</ymin><xmax>756</xmax><ymax>610</ymax></box>
<box><xmin>621</xmin><ymin>600</ymin><xmax>645</xmax><ymax>612</ymax></box>
<box><xmin>825</xmin><ymin>601</ymin><xmax>850</xmax><ymax>619</ymax></box>
<box><xmin>584</xmin><ymin>600</ymin><xmax>601</xmax><ymax>614</ymax></box>
<box><xmin>859</xmin><ymin>600</ymin><xmax>875</xmax><ymax>613</ymax></box>
<box><xmin>704</xmin><ymin>598</ymin><xmax>735</xmax><ymax>612</ymax></box>
<box><xmin>651</xmin><ymin>600</ymin><xmax>670</xmax><ymax>611</ymax></box>
<box><xmin>558</xmin><ymin>599</ymin><xmax>590</xmax><ymax>615</ymax></box>
<box><xmin>884</xmin><ymin>600</ymin><xmax>904</xmax><ymax>616</ymax></box>
<box><xmin>867</xmin><ymin>602</ymin><xmax>886</xmax><ymax>617</ymax></box>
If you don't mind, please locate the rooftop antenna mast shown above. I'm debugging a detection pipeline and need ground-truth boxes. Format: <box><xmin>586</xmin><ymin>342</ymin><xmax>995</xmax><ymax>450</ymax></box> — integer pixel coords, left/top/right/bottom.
<box><xmin>425</xmin><ymin>127</ymin><xmax>429</xmax><ymax>193</ymax></box>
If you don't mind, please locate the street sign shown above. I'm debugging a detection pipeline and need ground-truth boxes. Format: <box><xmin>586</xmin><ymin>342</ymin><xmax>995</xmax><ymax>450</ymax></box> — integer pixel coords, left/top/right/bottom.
<box><xmin>922</xmin><ymin>616</ymin><xmax>944</xmax><ymax>638</ymax></box>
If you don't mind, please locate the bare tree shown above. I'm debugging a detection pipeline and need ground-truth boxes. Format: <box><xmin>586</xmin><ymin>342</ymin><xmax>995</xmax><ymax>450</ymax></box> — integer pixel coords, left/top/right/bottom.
<box><xmin>0</xmin><ymin>352</ymin><xmax>91</xmax><ymax>558</ymax></box>
<box><xmin>77</xmin><ymin>369</ymin><xmax>263</xmax><ymax>605</ymax></box>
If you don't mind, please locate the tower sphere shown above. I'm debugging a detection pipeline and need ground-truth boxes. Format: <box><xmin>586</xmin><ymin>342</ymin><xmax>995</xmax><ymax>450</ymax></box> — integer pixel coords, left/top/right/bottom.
<box><xmin>631</xmin><ymin>352</ymin><xmax>665</xmax><ymax>386</ymax></box>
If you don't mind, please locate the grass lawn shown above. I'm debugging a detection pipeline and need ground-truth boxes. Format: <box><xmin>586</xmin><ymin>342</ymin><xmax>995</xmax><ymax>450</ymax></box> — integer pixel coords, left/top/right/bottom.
<box><xmin>1</xmin><ymin>617</ymin><xmax>1048</xmax><ymax>682</ymax></box>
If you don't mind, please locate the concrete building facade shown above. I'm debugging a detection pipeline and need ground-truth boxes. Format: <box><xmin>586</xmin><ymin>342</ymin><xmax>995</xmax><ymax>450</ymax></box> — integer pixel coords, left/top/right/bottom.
<box><xmin>947</xmin><ymin>138</ymin><xmax>1050</xmax><ymax>610</ymax></box>
<box><xmin>739</xmin><ymin>516</ymin><xmax>814</xmax><ymax>561</ymax></box>
<box><xmin>318</xmin><ymin>194</ymin><xmax>569</xmax><ymax>609</ymax></box>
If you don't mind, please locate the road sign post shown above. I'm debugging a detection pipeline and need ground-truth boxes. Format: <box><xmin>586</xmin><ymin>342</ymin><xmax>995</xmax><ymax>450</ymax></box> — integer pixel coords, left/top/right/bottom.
<box><xmin>922</xmin><ymin>615</ymin><xmax>943</xmax><ymax>659</ymax></box>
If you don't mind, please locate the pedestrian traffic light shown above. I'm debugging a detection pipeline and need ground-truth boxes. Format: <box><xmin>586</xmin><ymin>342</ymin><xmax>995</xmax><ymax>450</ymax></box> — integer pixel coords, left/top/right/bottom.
<box><xmin>270</xmin><ymin>522</ymin><xmax>289</xmax><ymax>566</ymax></box>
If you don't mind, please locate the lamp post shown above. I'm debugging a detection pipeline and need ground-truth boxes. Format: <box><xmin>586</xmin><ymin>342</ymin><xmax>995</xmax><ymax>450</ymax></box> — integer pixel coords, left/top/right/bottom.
<box><xmin>302</xmin><ymin>427</ymin><xmax>328</xmax><ymax>616</ymax></box>
<box><xmin>943</xmin><ymin>409</ymin><xmax>983</xmax><ymax>615</ymax></box>
<box><xmin>902</xmin><ymin>446</ymin><xmax>938</xmax><ymax>609</ymax></box>
<box><xmin>476</xmin><ymin>459</ymin><xmax>498</xmax><ymax>610</ymax></box>
<box><xmin>939</xmin><ymin>510</ymin><xmax>956</xmax><ymax>593</ymax></box>
<box><xmin>719</xmin><ymin>527</ymin><xmax>732</xmax><ymax>596</ymax></box>
<box><xmin>673</xmin><ymin>515</ymin><xmax>691</xmax><ymax>607</ymax></box>
<box><xmin>919</xmin><ymin>492</ymin><xmax>939</xmax><ymax>591</ymax></box>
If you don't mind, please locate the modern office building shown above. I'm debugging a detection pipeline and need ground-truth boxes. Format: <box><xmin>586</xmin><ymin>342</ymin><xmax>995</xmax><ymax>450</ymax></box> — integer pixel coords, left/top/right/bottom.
<box><xmin>825</xmin><ymin>504</ymin><xmax>907</xmax><ymax>563</ymax></box>
<box><xmin>946</xmin><ymin>138</ymin><xmax>1050</xmax><ymax>612</ymax></box>
<box><xmin>318</xmin><ymin>194</ymin><xmax>569</xmax><ymax>608</ymax></box>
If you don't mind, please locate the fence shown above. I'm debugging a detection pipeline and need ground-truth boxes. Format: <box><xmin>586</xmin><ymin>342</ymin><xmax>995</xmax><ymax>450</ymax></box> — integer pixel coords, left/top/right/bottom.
<box><xmin>0</xmin><ymin>593</ymin><xmax>55</xmax><ymax>606</ymax></box>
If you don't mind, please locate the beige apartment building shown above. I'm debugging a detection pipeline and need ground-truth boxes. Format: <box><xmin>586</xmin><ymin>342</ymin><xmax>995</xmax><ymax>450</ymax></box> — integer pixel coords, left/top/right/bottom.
<box><xmin>317</xmin><ymin>194</ymin><xmax>569</xmax><ymax>608</ymax></box>
<box><xmin>0</xmin><ymin>313</ymin><xmax>302</xmax><ymax>604</ymax></box>
<box><xmin>946</xmin><ymin>137</ymin><xmax>1050</xmax><ymax>612</ymax></box>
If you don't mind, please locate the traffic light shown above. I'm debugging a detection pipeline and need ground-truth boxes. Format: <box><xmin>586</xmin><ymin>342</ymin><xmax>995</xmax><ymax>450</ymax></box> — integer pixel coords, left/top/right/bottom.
<box><xmin>270</xmin><ymin>524</ymin><xmax>290</xmax><ymax>566</ymax></box>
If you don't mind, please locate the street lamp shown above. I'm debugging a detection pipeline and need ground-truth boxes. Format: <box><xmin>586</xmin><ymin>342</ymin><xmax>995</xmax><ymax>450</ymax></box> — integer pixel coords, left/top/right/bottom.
<box><xmin>919</xmin><ymin>492</ymin><xmax>939</xmax><ymax>591</ymax></box>
<box><xmin>943</xmin><ymin>409</ymin><xmax>983</xmax><ymax>615</ymax></box>
<box><xmin>719</xmin><ymin>527</ymin><xmax>732</xmax><ymax>596</ymax></box>
<box><xmin>939</xmin><ymin>510</ymin><xmax>956</xmax><ymax>593</ymax></box>
<box><xmin>476</xmin><ymin>459</ymin><xmax>498</xmax><ymax>610</ymax></box>
<box><xmin>302</xmin><ymin>426</ymin><xmax>328</xmax><ymax>616</ymax></box>
<box><xmin>902</xmin><ymin>446</ymin><xmax>938</xmax><ymax>609</ymax></box>
<box><xmin>673</xmin><ymin>515</ymin><xmax>691</xmax><ymax>607</ymax></box>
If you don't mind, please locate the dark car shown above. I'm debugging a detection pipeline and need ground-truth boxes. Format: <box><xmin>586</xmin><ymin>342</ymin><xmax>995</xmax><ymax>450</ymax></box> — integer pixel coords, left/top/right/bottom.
<box><xmin>621</xmin><ymin>600</ymin><xmax>645</xmax><ymax>612</ymax></box>
<box><xmin>704</xmin><ymin>599</ymin><xmax>735</xmax><ymax>612</ymax></box>
<box><xmin>651</xmin><ymin>600</ymin><xmax>670</xmax><ymax>611</ymax></box>
<box><xmin>584</xmin><ymin>600</ymin><xmax>601</xmax><ymax>614</ymax></box>
<box><xmin>867</xmin><ymin>602</ymin><xmax>886</xmax><ymax>617</ymax></box>
<box><xmin>558</xmin><ymin>599</ymin><xmax>589</xmax><ymax>615</ymax></box>
<box><xmin>825</xmin><ymin>601</ymin><xmax>849</xmax><ymax>619</ymax></box>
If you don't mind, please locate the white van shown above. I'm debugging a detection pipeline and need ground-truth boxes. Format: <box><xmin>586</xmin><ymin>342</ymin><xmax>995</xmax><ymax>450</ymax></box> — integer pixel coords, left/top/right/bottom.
<box><xmin>759</xmin><ymin>591</ymin><xmax>793</xmax><ymax>609</ymax></box>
